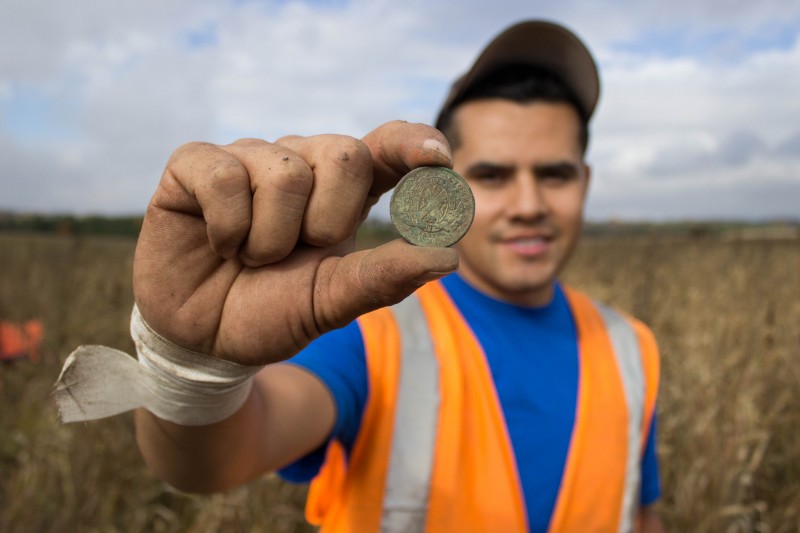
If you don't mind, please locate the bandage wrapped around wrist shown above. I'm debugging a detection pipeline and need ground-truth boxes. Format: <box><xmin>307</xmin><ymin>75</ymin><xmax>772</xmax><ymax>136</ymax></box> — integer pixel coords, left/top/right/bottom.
<box><xmin>53</xmin><ymin>306</ymin><xmax>263</xmax><ymax>426</ymax></box>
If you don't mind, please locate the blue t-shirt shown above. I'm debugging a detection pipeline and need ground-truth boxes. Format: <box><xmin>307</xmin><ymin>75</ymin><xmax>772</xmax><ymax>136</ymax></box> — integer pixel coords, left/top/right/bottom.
<box><xmin>281</xmin><ymin>274</ymin><xmax>661</xmax><ymax>531</ymax></box>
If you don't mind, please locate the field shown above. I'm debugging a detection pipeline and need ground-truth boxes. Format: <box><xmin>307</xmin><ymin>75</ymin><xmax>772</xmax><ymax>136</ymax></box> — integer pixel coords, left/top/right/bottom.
<box><xmin>1</xmin><ymin>231</ymin><xmax>798</xmax><ymax>532</ymax></box>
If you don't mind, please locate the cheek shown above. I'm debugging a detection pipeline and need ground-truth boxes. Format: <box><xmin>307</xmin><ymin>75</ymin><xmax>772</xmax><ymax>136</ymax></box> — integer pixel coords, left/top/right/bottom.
<box><xmin>464</xmin><ymin>210</ymin><xmax>496</xmax><ymax>248</ymax></box>
<box><xmin>469</xmin><ymin>190</ymin><xmax>504</xmax><ymax>228</ymax></box>
<box><xmin>549</xmin><ymin>188</ymin><xmax>587</xmax><ymax>227</ymax></box>
<box><xmin>457</xmin><ymin>206</ymin><xmax>495</xmax><ymax>259</ymax></box>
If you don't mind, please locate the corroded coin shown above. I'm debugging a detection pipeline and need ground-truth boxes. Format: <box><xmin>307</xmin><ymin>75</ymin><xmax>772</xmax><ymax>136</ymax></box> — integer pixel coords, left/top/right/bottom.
<box><xmin>390</xmin><ymin>166</ymin><xmax>475</xmax><ymax>247</ymax></box>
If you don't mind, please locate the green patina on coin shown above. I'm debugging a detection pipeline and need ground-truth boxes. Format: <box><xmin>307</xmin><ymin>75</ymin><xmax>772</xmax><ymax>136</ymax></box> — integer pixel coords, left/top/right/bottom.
<box><xmin>390</xmin><ymin>166</ymin><xmax>475</xmax><ymax>247</ymax></box>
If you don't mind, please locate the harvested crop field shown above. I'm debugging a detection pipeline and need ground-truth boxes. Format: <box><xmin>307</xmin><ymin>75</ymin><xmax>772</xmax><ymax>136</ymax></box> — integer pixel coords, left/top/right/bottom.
<box><xmin>1</xmin><ymin>232</ymin><xmax>798</xmax><ymax>532</ymax></box>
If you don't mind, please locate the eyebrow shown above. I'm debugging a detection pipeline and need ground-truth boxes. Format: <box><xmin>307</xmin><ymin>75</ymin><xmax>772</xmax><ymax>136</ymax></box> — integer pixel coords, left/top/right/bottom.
<box><xmin>464</xmin><ymin>162</ymin><xmax>515</xmax><ymax>176</ymax></box>
<box><xmin>464</xmin><ymin>160</ymin><xmax>581</xmax><ymax>177</ymax></box>
<box><xmin>533</xmin><ymin>161</ymin><xmax>581</xmax><ymax>176</ymax></box>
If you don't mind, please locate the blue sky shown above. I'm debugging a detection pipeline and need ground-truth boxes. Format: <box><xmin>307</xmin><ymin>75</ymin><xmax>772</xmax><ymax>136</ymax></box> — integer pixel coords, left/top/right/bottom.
<box><xmin>1</xmin><ymin>0</ymin><xmax>798</xmax><ymax>220</ymax></box>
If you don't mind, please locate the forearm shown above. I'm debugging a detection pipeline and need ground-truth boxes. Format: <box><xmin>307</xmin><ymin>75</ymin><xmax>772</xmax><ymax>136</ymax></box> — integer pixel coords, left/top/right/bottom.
<box><xmin>135</xmin><ymin>385</ymin><xmax>269</xmax><ymax>493</ymax></box>
<box><xmin>134</xmin><ymin>364</ymin><xmax>336</xmax><ymax>493</ymax></box>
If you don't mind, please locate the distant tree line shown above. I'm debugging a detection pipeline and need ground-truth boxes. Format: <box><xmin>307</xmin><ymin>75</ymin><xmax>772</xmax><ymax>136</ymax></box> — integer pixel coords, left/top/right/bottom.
<box><xmin>0</xmin><ymin>211</ymin><xmax>796</xmax><ymax>240</ymax></box>
<box><xmin>0</xmin><ymin>212</ymin><xmax>401</xmax><ymax>241</ymax></box>
<box><xmin>0</xmin><ymin>212</ymin><xmax>144</xmax><ymax>237</ymax></box>
<box><xmin>581</xmin><ymin>219</ymin><xmax>800</xmax><ymax>240</ymax></box>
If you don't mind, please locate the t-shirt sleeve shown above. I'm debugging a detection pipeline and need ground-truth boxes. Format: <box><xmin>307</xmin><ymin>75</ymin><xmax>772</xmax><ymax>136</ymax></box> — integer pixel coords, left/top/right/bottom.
<box><xmin>640</xmin><ymin>412</ymin><xmax>662</xmax><ymax>506</ymax></box>
<box><xmin>277</xmin><ymin>320</ymin><xmax>368</xmax><ymax>483</ymax></box>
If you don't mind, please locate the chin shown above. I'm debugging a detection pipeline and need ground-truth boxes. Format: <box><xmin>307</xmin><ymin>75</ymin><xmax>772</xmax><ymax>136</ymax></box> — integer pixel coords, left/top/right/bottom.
<box><xmin>497</xmin><ymin>276</ymin><xmax>555</xmax><ymax>302</ymax></box>
<box><xmin>507</xmin><ymin>266</ymin><xmax>557</xmax><ymax>290</ymax></box>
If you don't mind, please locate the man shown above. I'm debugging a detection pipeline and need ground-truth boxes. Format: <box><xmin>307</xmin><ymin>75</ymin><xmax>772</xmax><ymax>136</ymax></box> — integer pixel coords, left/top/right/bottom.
<box><xmin>55</xmin><ymin>20</ymin><xmax>664</xmax><ymax>532</ymax></box>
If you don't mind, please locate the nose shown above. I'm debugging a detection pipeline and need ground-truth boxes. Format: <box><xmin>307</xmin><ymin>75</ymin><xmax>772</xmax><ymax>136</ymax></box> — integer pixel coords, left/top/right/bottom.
<box><xmin>506</xmin><ymin>172</ymin><xmax>547</xmax><ymax>221</ymax></box>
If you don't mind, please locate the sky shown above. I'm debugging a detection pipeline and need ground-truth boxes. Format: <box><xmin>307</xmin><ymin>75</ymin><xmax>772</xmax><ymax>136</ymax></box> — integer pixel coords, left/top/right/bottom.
<box><xmin>1</xmin><ymin>0</ymin><xmax>798</xmax><ymax>221</ymax></box>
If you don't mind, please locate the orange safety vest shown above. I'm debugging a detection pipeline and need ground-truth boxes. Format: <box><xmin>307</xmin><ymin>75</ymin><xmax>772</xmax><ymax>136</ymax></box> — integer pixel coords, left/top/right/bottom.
<box><xmin>305</xmin><ymin>281</ymin><xmax>659</xmax><ymax>532</ymax></box>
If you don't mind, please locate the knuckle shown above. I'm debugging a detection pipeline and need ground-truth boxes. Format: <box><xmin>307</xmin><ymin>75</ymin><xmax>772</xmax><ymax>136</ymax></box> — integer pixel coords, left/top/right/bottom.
<box><xmin>209</xmin><ymin>158</ymin><xmax>248</xmax><ymax>188</ymax></box>
<box><xmin>231</xmin><ymin>137</ymin><xmax>270</xmax><ymax>148</ymax></box>
<box><xmin>275</xmin><ymin>134</ymin><xmax>303</xmax><ymax>145</ymax></box>
<box><xmin>169</xmin><ymin>141</ymin><xmax>216</xmax><ymax>163</ymax></box>
<box><xmin>192</xmin><ymin>158</ymin><xmax>250</xmax><ymax>205</ymax></box>
<box><xmin>323</xmin><ymin>136</ymin><xmax>372</xmax><ymax>175</ymax></box>
<box><xmin>270</xmin><ymin>154</ymin><xmax>314</xmax><ymax>195</ymax></box>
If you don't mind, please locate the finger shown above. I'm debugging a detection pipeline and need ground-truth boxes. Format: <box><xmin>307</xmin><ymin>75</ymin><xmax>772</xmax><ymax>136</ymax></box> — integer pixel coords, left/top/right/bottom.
<box><xmin>224</xmin><ymin>138</ymin><xmax>314</xmax><ymax>266</ymax></box>
<box><xmin>161</xmin><ymin>142</ymin><xmax>252</xmax><ymax>259</ymax></box>
<box><xmin>360</xmin><ymin>121</ymin><xmax>453</xmax><ymax>210</ymax></box>
<box><xmin>276</xmin><ymin>134</ymin><xmax>372</xmax><ymax>246</ymax></box>
<box><xmin>314</xmin><ymin>239</ymin><xmax>459</xmax><ymax>331</ymax></box>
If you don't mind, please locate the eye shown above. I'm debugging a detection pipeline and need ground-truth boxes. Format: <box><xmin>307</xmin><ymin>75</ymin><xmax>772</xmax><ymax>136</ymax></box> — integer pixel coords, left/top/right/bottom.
<box><xmin>467</xmin><ymin>166</ymin><xmax>510</xmax><ymax>187</ymax></box>
<box><xmin>474</xmin><ymin>171</ymin><xmax>502</xmax><ymax>182</ymax></box>
<box><xmin>539</xmin><ymin>164</ymin><xmax>579</xmax><ymax>185</ymax></box>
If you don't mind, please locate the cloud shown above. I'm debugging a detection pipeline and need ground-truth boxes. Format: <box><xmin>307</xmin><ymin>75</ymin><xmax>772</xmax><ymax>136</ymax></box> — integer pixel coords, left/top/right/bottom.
<box><xmin>775</xmin><ymin>129</ymin><xmax>800</xmax><ymax>157</ymax></box>
<box><xmin>1</xmin><ymin>0</ymin><xmax>798</xmax><ymax>219</ymax></box>
<box><xmin>587</xmin><ymin>28</ymin><xmax>800</xmax><ymax>219</ymax></box>
<box><xmin>640</xmin><ymin>129</ymin><xmax>766</xmax><ymax>177</ymax></box>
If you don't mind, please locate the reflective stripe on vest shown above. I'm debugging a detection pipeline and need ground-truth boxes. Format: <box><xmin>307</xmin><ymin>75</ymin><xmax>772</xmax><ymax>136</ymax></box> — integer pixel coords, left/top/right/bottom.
<box><xmin>596</xmin><ymin>303</ymin><xmax>645</xmax><ymax>533</ymax></box>
<box><xmin>381</xmin><ymin>294</ymin><xmax>440</xmax><ymax>532</ymax></box>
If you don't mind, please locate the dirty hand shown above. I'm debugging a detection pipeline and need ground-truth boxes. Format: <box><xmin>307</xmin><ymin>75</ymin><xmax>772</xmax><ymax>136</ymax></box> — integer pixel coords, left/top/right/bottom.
<box><xmin>132</xmin><ymin>121</ymin><xmax>458</xmax><ymax>366</ymax></box>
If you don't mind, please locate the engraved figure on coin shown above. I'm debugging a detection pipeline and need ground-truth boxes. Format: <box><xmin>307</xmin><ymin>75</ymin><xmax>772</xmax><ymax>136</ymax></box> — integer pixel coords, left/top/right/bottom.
<box><xmin>403</xmin><ymin>177</ymin><xmax>450</xmax><ymax>235</ymax></box>
<box><xmin>390</xmin><ymin>166</ymin><xmax>475</xmax><ymax>247</ymax></box>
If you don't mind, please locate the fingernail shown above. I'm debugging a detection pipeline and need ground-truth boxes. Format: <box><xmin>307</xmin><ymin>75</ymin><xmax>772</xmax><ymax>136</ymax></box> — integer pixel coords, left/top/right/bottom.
<box><xmin>422</xmin><ymin>138</ymin><xmax>452</xmax><ymax>162</ymax></box>
<box><xmin>414</xmin><ymin>270</ymin><xmax>454</xmax><ymax>285</ymax></box>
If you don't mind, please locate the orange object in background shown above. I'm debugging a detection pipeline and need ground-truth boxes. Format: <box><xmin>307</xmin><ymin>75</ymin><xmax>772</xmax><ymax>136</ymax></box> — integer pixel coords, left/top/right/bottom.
<box><xmin>0</xmin><ymin>320</ymin><xmax>43</xmax><ymax>363</ymax></box>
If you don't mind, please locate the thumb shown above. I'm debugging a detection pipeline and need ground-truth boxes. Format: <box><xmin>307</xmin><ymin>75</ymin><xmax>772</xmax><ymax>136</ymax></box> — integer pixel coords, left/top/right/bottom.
<box><xmin>316</xmin><ymin>239</ymin><xmax>459</xmax><ymax>330</ymax></box>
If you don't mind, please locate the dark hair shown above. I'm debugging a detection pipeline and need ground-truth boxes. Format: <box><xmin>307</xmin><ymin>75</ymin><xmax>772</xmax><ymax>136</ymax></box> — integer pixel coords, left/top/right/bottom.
<box><xmin>436</xmin><ymin>64</ymin><xmax>590</xmax><ymax>154</ymax></box>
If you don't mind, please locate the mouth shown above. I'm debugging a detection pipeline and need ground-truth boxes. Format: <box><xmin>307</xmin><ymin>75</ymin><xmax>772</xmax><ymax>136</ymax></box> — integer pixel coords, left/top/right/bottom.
<box><xmin>501</xmin><ymin>235</ymin><xmax>553</xmax><ymax>257</ymax></box>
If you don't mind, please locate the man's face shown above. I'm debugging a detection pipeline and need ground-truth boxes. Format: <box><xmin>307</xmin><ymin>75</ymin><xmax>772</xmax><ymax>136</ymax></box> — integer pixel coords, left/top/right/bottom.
<box><xmin>450</xmin><ymin>99</ymin><xmax>590</xmax><ymax>306</ymax></box>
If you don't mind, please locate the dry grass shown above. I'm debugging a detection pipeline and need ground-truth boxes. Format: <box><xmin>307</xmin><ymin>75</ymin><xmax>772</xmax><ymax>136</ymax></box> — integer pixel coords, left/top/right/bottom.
<box><xmin>565</xmin><ymin>237</ymin><xmax>800</xmax><ymax>532</ymax></box>
<box><xmin>1</xmin><ymin>232</ymin><xmax>798</xmax><ymax>532</ymax></box>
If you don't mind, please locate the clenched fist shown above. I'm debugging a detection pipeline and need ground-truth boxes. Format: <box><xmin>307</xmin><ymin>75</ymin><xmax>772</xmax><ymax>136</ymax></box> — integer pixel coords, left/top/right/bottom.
<box><xmin>133</xmin><ymin>121</ymin><xmax>459</xmax><ymax>365</ymax></box>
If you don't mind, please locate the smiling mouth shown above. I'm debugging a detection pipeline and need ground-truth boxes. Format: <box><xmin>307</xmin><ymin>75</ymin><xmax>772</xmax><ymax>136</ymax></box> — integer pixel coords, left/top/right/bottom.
<box><xmin>503</xmin><ymin>236</ymin><xmax>552</xmax><ymax>256</ymax></box>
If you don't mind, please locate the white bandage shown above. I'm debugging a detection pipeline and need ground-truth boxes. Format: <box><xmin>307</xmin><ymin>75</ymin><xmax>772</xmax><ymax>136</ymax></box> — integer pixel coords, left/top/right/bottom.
<box><xmin>53</xmin><ymin>306</ymin><xmax>263</xmax><ymax>426</ymax></box>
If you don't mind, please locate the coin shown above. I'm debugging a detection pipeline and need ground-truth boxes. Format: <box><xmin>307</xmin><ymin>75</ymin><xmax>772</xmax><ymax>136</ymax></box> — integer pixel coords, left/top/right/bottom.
<box><xmin>390</xmin><ymin>166</ymin><xmax>475</xmax><ymax>247</ymax></box>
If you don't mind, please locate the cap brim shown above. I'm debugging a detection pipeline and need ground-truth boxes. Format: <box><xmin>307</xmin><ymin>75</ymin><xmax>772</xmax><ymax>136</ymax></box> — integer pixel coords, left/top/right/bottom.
<box><xmin>438</xmin><ymin>20</ymin><xmax>600</xmax><ymax>124</ymax></box>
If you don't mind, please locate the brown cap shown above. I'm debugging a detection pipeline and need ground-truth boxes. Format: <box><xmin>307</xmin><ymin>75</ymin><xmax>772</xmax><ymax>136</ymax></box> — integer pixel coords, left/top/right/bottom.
<box><xmin>435</xmin><ymin>20</ymin><xmax>600</xmax><ymax>127</ymax></box>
